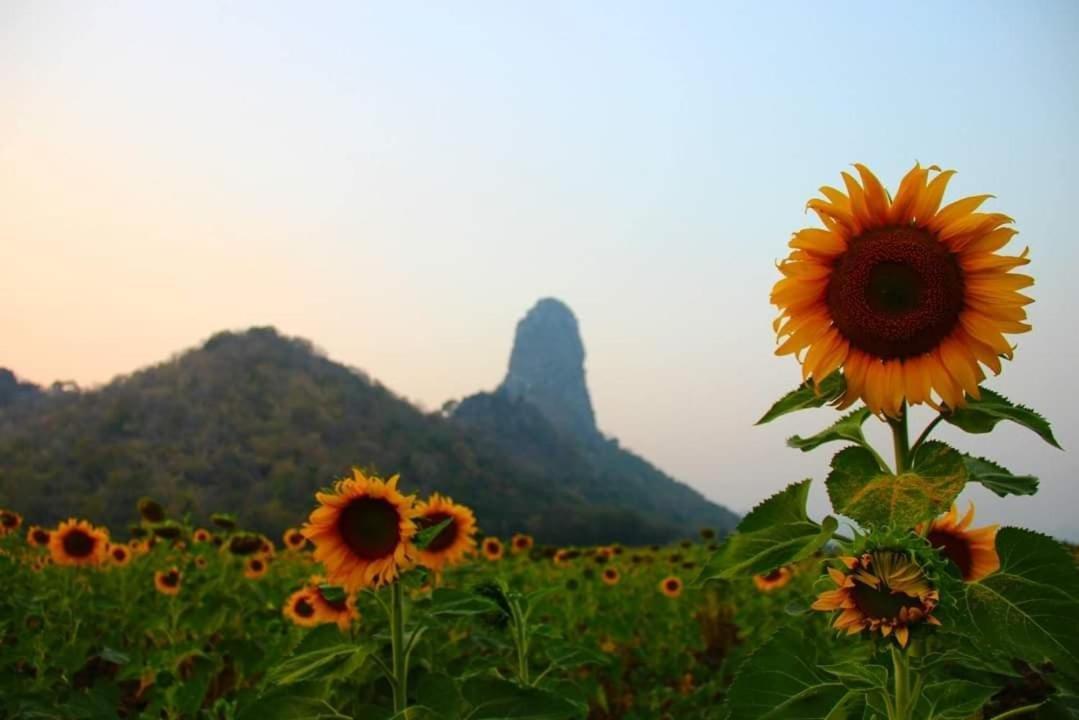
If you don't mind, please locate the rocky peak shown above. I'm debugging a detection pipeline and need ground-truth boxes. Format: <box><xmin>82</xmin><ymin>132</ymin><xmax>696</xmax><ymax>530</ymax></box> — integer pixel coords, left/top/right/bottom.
<box><xmin>498</xmin><ymin>298</ymin><xmax>599</xmax><ymax>441</ymax></box>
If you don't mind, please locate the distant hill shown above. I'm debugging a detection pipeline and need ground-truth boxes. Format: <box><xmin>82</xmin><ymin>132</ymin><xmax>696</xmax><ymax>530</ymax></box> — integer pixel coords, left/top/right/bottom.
<box><xmin>0</xmin><ymin>324</ymin><xmax>735</xmax><ymax>544</ymax></box>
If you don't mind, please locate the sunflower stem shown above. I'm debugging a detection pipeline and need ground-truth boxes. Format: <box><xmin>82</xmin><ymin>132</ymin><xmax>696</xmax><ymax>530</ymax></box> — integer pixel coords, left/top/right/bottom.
<box><xmin>891</xmin><ymin>645</ymin><xmax>911</xmax><ymax>720</ymax></box>
<box><xmin>390</xmin><ymin>581</ymin><xmax>408</xmax><ymax>713</ymax></box>
<box><xmin>989</xmin><ymin>703</ymin><xmax>1045</xmax><ymax>719</ymax></box>
<box><xmin>910</xmin><ymin>412</ymin><xmax>945</xmax><ymax>457</ymax></box>
<box><xmin>889</xmin><ymin>404</ymin><xmax>912</xmax><ymax>474</ymax></box>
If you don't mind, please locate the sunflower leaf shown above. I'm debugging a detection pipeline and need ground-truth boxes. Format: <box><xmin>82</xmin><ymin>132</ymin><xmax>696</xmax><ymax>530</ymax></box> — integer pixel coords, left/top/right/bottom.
<box><xmin>826</xmin><ymin>443</ymin><xmax>966</xmax><ymax>529</ymax></box>
<box><xmin>462</xmin><ymin>676</ymin><xmax>582</xmax><ymax>719</ymax></box>
<box><xmin>724</xmin><ymin>625</ymin><xmax>865</xmax><ymax>719</ymax></box>
<box><xmin>962</xmin><ymin>454</ymin><xmax>1039</xmax><ymax>497</ymax></box>
<box><xmin>951</xmin><ymin>528</ymin><xmax>1079</xmax><ymax>694</ymax></box>
<box><xmin>945</xmin><ymin>387</ymin><xmax>1062</xmax><ymax>449</ymax></box>
<box><xmin>414</xmin><ymin>517</ymin><xmax>453</xmax><ymax>551</ymax></box>
<box><xmin>756</xmin><ymin>372</ymin><xmax>846</xmax><ymax>425</ymax></box>
<box><xmin>916</xmin><ymin>680</ymin><xmax>999</xmax><ymax>720</ymax></box>
<box><xmin>787</xmin><ymin>407</ymin><xmax>872</xmax><ymax>453</ymax></box>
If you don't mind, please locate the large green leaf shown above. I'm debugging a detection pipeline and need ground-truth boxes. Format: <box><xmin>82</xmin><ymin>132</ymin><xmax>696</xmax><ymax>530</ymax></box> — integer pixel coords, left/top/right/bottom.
<box><xmin>962</xmin><ymin>454</ymin><xmax>1038</xmax><ymax>497</ymax></box>
<box><xmin>945</xmin><ymin>387</ymin><xmax>1061</xmax><ymax>448</ymax></box>
<box><xmin>788</xmin><ymin>407</ymin><xmax>873</xmax><ymax>453</ymax></box>
<box><xmin>462</xmin><ymin>676</ymin><xmax>581</xmax><ymax>719</ymax></box>
<box><xmin>416</xmin><ymin>672</ymin><xmax>462</xmax><ymax>719</ymax></box>
<box><xmin>725</xmin><ymin>626</ymin><xmax>863</xmax><ymax>720</ymax></box>
<box><xmin>237</xmin><ymin>682</ymin><xmax>347</xmax><ymax>720</ymax></box>
<box><xmin>917</xmin><ymin>680</ymin><xmax>997</xmax><ymax>720</ymax></box>
<box><xmin>265</xmin><ymin>643</ymin><xmax>370</xmax><ymax>686</ymax></box>
<box><xmin>757</xmin><ymin>372</ymin><xmax>847</xmax><ymax>425</ymax></box>
<box><xmin>956</xmin><ymin>528</ymin><xmax>1079</xmax><ymax>692</ymax></box>
<box><xmin>698</xmin><ymin>481</ymin><xmax>838</xmax><ymax>582</ymax></box>
<box><xmin>826</xmin><ymin>443</ymin><xmax>966</xmax><ymax>529</ymax></box>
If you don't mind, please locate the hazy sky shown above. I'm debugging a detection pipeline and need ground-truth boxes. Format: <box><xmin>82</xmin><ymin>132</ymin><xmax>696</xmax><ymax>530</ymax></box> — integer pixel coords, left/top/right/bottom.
<box><xmin>3</xmin><ymin>2</ymin><xmax>1078</xmax><ymax>539</ymax></box>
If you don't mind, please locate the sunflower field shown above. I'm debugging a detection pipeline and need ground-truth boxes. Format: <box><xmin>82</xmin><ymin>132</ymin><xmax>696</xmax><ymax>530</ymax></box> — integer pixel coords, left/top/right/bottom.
<box><xmin>4</xmin><ymin>162</ymin><xmax>1079</xmax><ymax>719</ymax></box>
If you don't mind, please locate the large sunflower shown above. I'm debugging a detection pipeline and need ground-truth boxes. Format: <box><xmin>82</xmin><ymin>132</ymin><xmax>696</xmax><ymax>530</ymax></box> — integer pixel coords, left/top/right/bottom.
<box><xmin>302</xmin><ymin>469</ymin><xmax>418</xmax><ymax>589</ymax></box>
<box><xmin>772</xmin><ymin>164</ymin><xmax>1031</xmax><ymax>417</ymax></box>
<box><xmin>414</xmin><ymin>493</ymin><xmax>477</xmax><ymax>573</ymax></box>
<box><xmin>917</xmin><ymin>503</ymin><xmax>999</xmax><ymax>582</ymax></box>
<box><xmin>49</xmin><ymin>518</ymin><xmax>109</xmax><ymax>567</ymax></box>
<box><xmin>812</xmin><ymin>551</ymin><xmax>940</xmax><ymax>648</ymax></box>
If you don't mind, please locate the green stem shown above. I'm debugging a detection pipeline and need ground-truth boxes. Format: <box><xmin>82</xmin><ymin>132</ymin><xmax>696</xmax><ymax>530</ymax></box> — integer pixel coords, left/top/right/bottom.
<box><xmin>511</xmin><ymin>600</ymin><xmax>530</xmax><ymax>684</ymax></box>
<box><xmin>909</xmin><ymin>413</ymin><xmax>944</xmax><ymax>457</ymax></box>
<box><xmin>891</xmin><ymin>645</ymin><xmax>910</xmax><ymax>720</ymax></box>
<box><xmin>888</xmin><ymin>403</ymin><xmax>912</xmax><ymax>473</ymax></box>
<box><xmin>989</xmin><ymin>704</ymin><xmax>1045</xmax><ymax>720</ymax></box>
<box><xmin>390</xmin><ymin>581</ymin><xmax>408</xmax><ymax>714</ymax></box>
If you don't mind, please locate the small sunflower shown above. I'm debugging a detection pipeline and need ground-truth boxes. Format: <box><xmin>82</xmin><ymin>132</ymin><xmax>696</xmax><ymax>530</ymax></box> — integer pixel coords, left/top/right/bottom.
<box><xmin>283</xmin><ymin>527</ymin><xmax>307</xmax><ymax>551</ymax></box>
<box><xmin>49</xmin><ymin>518</ymin><xmax>109</xmax><ymax>567</ymax></box>
<box><xmin>753</xmin><ymin>566</ymin><xmax>793</xmax><ymax>592</ymax></box>
<box><xmin>601</xmin><ymin>567</ymin><xmax>621</xmax><ymax>586</ymax></box>
<box><xmin>195</xmin><ymin>555</ymin><xmax>208</xmax><ymax>570</ymax></box>
<box><xmin>244</xmin><ymin>556</ymin><xmax>269</xmax><ymax>580</ymax></box>
<box><xmin>26</xmin><ymin>525</ymin><xmax>51</xmax><ymax>548</ymax></box>
<box><xmin>553</xmin><ymin>549</ymin><xmax>571</xmax><ymax>567</ymax></box>
<box><xmin>154</xmin><ymin>567</ymin><xmax>182</xmax><ymax>596</ymax></box>
<box><xmin>511</xmin><ymin>533</ymin><xmax>534</xmax><ymax>554</ymax></box>
<box><xmin>283</xmin><ymin>588</ymin><xmax>321</xmax><ymax>628</ymax></box>
<box><xmin>772</xmin><ymin>164</ymin><xmax>1032</xmax><ymax>417</ymax></box>
<box><xmin>0</xmin><ymin>509</ymin><xmax>23</xmax><ymax>535</ymax></box>
<box><xmin>302</xmin><ymin>469</ymin><xmax>418</xmax><ymax>589</ymax></box>
<box><xmin>193</xmin><ymin>528</ymin><xmax>212</xmax><ymax>544</ymax></box>
<box><xmin>414</xmin><ymin>494</ymin><xmax>477</xmax><ymax>572</ymax></box>
<box><xmin>258</xmin><ymin>537</ymin><xmax>275</xmax><ymax>557</ymax></box>
<box><xmin>108</xmin><ymin>544</ymin><xmax>132</xmax><ymax>566</ymax></box>
<box><xmin>918</xmin><ymin>503</ymin><xmax>999</xmax><ymax>582</ymax></box>
<box><xmin>660</xmin><ymin>576</ymin><xmax>683</xmax><ymax>598</ymax></box>
<box><xmin>128</xmin><ymin>538</ymin><xmax>150</xmax><ymax>555</ymax></box>
<box><xmin>481</xmin><ymin>537</ymin><xmax>504</xmax><ymax>561</ymax></box>
<box><xmin>812</xmin><ymin>551</ymin><xmax>940</xmax><ymax>648</ymax></box>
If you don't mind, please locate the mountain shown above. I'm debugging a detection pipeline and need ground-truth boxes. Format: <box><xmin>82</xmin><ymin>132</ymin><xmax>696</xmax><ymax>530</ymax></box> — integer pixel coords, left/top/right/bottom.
<box><xmin>452</xmin><ymin>298</ymin><xmax>739</xmax><ymax>537</ymax></box>
<box><xmin>0</xmin><ymin>325</ymin><xmax>734</xmax><ymax>544</ymax></box>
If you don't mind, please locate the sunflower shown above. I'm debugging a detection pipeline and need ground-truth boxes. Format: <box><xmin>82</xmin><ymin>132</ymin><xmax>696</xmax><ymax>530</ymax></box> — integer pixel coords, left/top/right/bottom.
<box><xmin>283</xmin><ymin>527</ymin><xmax>306</xmax><ymax>551</ymax></box>
<box><xmin>917</xmin><ymin>503</ymin><xmax>999</xmax><ymax>582</ymax></box>
<box><xmin>128</xmin><ymin>538</ymin><xmax>150</xmax><ymax>555</ymax></box>
<box><xmin>660</xmin><ymin>576</ymin><xmax>683</xmax><ymax>598</ymax></box>
<box><xmin>193</xmin><ymin>528</ymin><xmax>212</xmax><ymax>544</ymax></box>
<box><xmin>154</xmin><ymin>567</ymin><xmax>182</xmax><ymax>595</ymax></box>
<box><xmin>244</xmin><ymin>556</ymin><xmax>269</xmax><ymax>580</ymax></box>
<box><xmin>553</xmin><ymin>549</ymin><xmax>571</xmax><ymax>567</ymax></box>
<box><xmin>481</xmin><ymin>537</ymin><xmax>504</xmax><ymax>561</ymax></box>
<box><xmin>414</xmin><ymin>494</ymin><xmax>477</xmax><ymax>572</ymax></box>
<box><xmin>108</xmin><ymin>544</ymin><xmax>132</xmax><ymax>566</ymax></box>
<box><xmin>0</xmin><ymin>509</ymin><xmax>23</xmax><ymax>535</ymax></box>
<box><xmin>772</xmin><ymin>164</ymin><xmax>1031</xmax><ymax>417</ymax></box>
<box><xmin>258</xmin><ymin>537</ymin><xmax>275</xmax><ymax>557</ymax></box>
<box><xmin>601</xmin><ymin>567</ymin><xmax>621</xmax><ymax>586</ymax></box>
<box><xmin>511</xmin><ymin>533</ymin><xmax>534</xmax><ymax>554</ymax></box>
<box><xmin>195</xmin><ymin>555</ymin><xmax>208</xmax><ymax>569</ymax></box>
<box><xmin>283</xmin><ymin>588</ymin><xmax>321</xmax><ymax>628</ymax></box>
<box><xmin>812</xmin><ymin>551</ymin><xmax>940</xmax><ymax>648</ymax></box>
<box><xmin>753</xmin><ymin>566</ymin><xmax>793</xmax><ymax>592</ymax></box>
<box><xmin>49</xmin><ymin>518</ymin><xmax>109</xmax><ymax>567</ymax></box>
<box><xmin>302</xmin><ymin>469</ymin><xmax>418</xmax><ymax>589</ymax></box>
<box><xmin>308</xmin><ymin>581</ymin><xmax>361</xmax><ymax>630</ymax></box>
<box><xmin>26</xmin><ymin>525</ymin><xmax>51</xmax><ymax>548</ymax></box>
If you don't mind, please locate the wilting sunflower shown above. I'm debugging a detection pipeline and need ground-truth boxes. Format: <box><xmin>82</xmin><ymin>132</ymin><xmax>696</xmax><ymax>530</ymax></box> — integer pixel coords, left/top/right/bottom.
<box><xmin>414</xmin><ymin>494</ymin><xmax>477</xmax><ymax>572</ymax></box>
<box><xmin>0</xmin><ymin>509</ymin><xmax>23</xmax><ymax>535</ymax></box>
<box><xmin>26</xmin><ymin>525</ymin><xmax>51</xmax><ymax>548</ymax></box>
<box><xmin>49</xmin><ymin>518</ymin><xmax>109</xmax><ymax>567</ymax></box>
<box><xmin>154</xmin><ymin>567</ymin><xmax>182</xmax><ymax>596</ymax></box>
<box><xmin>308</xmin><ymin>580</ymin><xmax>361</xmax><ymax>630</ymax></box>
<box><xmin>917</xmin><ymin>503</ymin><xmax>999</xmax><ymax>582</ymax></box>
<box><xmin>601</xmin><ymin>567</ymin><xmax>621</xmax><ymax>586</ymax></box>
<box><xmin>283</xmin><ymin>588</ymin><xmax>321</xmax><ymax>628</ymax></box>
<box><xmin>193</xmin><ymin>528</ymin><xmax>212</xmax><ymax>544</ymax></box>
<box><xmin>660</xmin><ymin>576</ymin><xmax>683</xmax><ymax>598</ymax></box>
<box><xmin>812</xmin><ymin>551</ymin><xmax>940</xmax><ymax>648</ymax></box>
<box><xmin>511</xmin><ymin>533</ymin><xmax>534</xmax><ymax>554</ymax></box>
<box><xmin>283</xmin><ymin>527</ymin><xmax>306</xmax><ymax>551</ymax></box>
<box><xmin>481</xmin><ymin>537</ymin><xmax>504</xmax><ymax>561</ymax></box>
<box><xmin>303</xmin><ymin>469</ymin><xmax>418</xmax><ymax>589</ymax></box>
<box><xmin>244</xmin><ymin>556</ymin><xmax>269</xmax><ymax>580</ymax></box>
<box><xmin>772</xmin><ymin>164</ymin><xmax>1031</xmax><ymax>417</ymax></box>
<box><xmin>753</xmin><ymin>566</ymin><xmax>793</xmax><ymax>592</ymax></box>
<box><xmin>108</xmin><ymin>544</ymin><xmax>132</xmax><ymax>566</ymax></box>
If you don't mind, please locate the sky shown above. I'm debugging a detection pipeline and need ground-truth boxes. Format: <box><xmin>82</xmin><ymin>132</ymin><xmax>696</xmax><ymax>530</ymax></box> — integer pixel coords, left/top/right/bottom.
<box><xmin>3</xmin><ymin>1</ymin><xmax>1078</xmax><ymax>539</ymax></box>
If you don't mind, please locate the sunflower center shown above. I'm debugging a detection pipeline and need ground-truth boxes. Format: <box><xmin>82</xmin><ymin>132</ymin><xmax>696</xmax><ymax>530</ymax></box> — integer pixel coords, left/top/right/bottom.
<box><xmin>63</xmin><ymin>529</ymin><xmax>95</xmax><ymax>558</ymax></box>
<box><xmin>417</xmin><ymin>512</ymin><xmax>458</xmax><ymax>553</ymax></box>
<box><xmin>112</xmin><ymin>548</ymin><xmax>126</xmax><ymax>561</ymax></box>
<box><xmin>926</xmin><ymin>529</ymin><xmax>974</xmax><ymax>579</ymax></box>
<box><xmin>163</xmin><ymin>571</ymin><xmax>179</xmax><ymax>587</ymax></box>
<box><xmin>295</xmin><ymin>597</ymin><xmax>316</xmax><ymax>618</ymax></box>
<box><xmin>827</xmin><ymin>227</ymin><xmax>964</xmax><ymax>359</ymax></box>
<box><xmin>851</xmin><ymin>579</ymin><xmax>923</xmax><ymax>621</ymax></box>
<box><xmin>666</xmin><ymin>580</ymin><xmax>679</xmax><ymax>591</ymax></box>
<box><xmin>761</xmin><ymin>568</ymin><xmax>784</xmax><ymax>582</ymax></box>
<box><xmin>33</xmin><ymin>530</ymin><xmax>49</xmax><ymax>544</ymax></box>
<box><xmin>337</xmin><ymin>497</ymin><xmax>402</xmax><ymax>560</ymax></box>
<box><xmin>251</xmin><ymin>559</ymin><xmax>264</xmax><ymax>572</ymax></box>
<box><xmin>1</xmin><ymin>513</ymin><xmax>17</xmax><ymax>528</ymax></box>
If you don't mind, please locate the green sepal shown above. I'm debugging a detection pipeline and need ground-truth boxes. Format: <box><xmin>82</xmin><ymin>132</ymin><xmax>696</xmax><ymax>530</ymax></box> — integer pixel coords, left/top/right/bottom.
<box><xmin>787</xmin><ymin>407</ymin><xmax>873</xmax><ymax>453</ymax></box>
<box><xmin>317</xmin><ymin>584</ymin><xmax>346</xmax><ymax>604</ymax></box>
<box><xmin>414</xmin><ymin>517</ymin><xmax>453</xmax><ymax>550</ymax></box>
<box><xmin>945</xmin><ymin>387</ymin><xmax>1061</xmax><ymax>449</ymax></box>
<box><xmin>962</xmin><ymin>454</ymin><xmax>1038</xmax><ymax>497</ymax></box>
<box><xmin>825</xmin><ymin>441</ymin><xmax>966</xmax><ymax>529</ymax></box>
<box><xmin>757</xmin><ymin>372</ymin><xmax>846</xmax><ymax>425</ymax></box>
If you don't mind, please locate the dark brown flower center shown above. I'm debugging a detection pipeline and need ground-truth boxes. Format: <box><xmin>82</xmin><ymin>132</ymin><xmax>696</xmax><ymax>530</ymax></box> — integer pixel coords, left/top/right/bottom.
<box><xmin>250</xmin><ymin>559</ymin><xmax>264</xmax><ymax>572</ymax></box>
<box><xmin>827</xmin><ymin>227</ymin><xmax>964</xmax><ymax>359</ymax></box>
<box><xmin>417</xmin><ymin>512</ymin><xmax>458</xmax><ymax>553</ymax></box>
<box><xmin>288</xmin><ymin>532</ymin><xmax>304</xmax><ymax>546</ymax></box>
<box><xmin>162</xmin><ymin>571</ymin><xmax>179</xmax><ymax>587</ymax></box>
<box><xmin>32</xmin><ymin>529</ymin><xmax>50</xmax><ymax>544</ymax></box>
<box><xmin>1</xmin><ymin>513</ymin><xmax>17</xmax><ymax>528</ymax></box>
<box><xmin>851</xmin><ymin>579</ymin><xmax>923</xmax><ymax>620</ymax></box>
<box><xmin>666</xmin><ymin>580</ymin><xmax>679</xmax><ymax>591</ymax></box>
<box><xmin>338</xmin><ymin>497</ymin><xmax>401</xmax><ymax>560</ymax></box>
<box><xmin>63</xmin><ymin>529</ymin><xmax>95</xmax><ymax>558</ymax></box>
<box><xmin>605</xmin><ymin>569</ymin><xmax>617</xmax><ymax>579</ymax></box>
<box><xmin>761</xmin><ymin>568</ymin><xmax>785</xmax><ymax>582</ymax></box>
<box><xmin>927</xmin><ymin>529</ymin><xmax>974</xmax><ymax>580</ymax></box>
<box><xmin>112</xmin><ymin>548</ymin><xmax>127</xmax><ymax>561</ymax></box>
<box><xmin>295</xmin><ymin>597</ymin><xmax>316</xmax><ymax>618</ymax></box>
<box><xmin>484</xmin><ymin>540</ymin><xmax>500</xmax><ymax>555</ymax></box>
